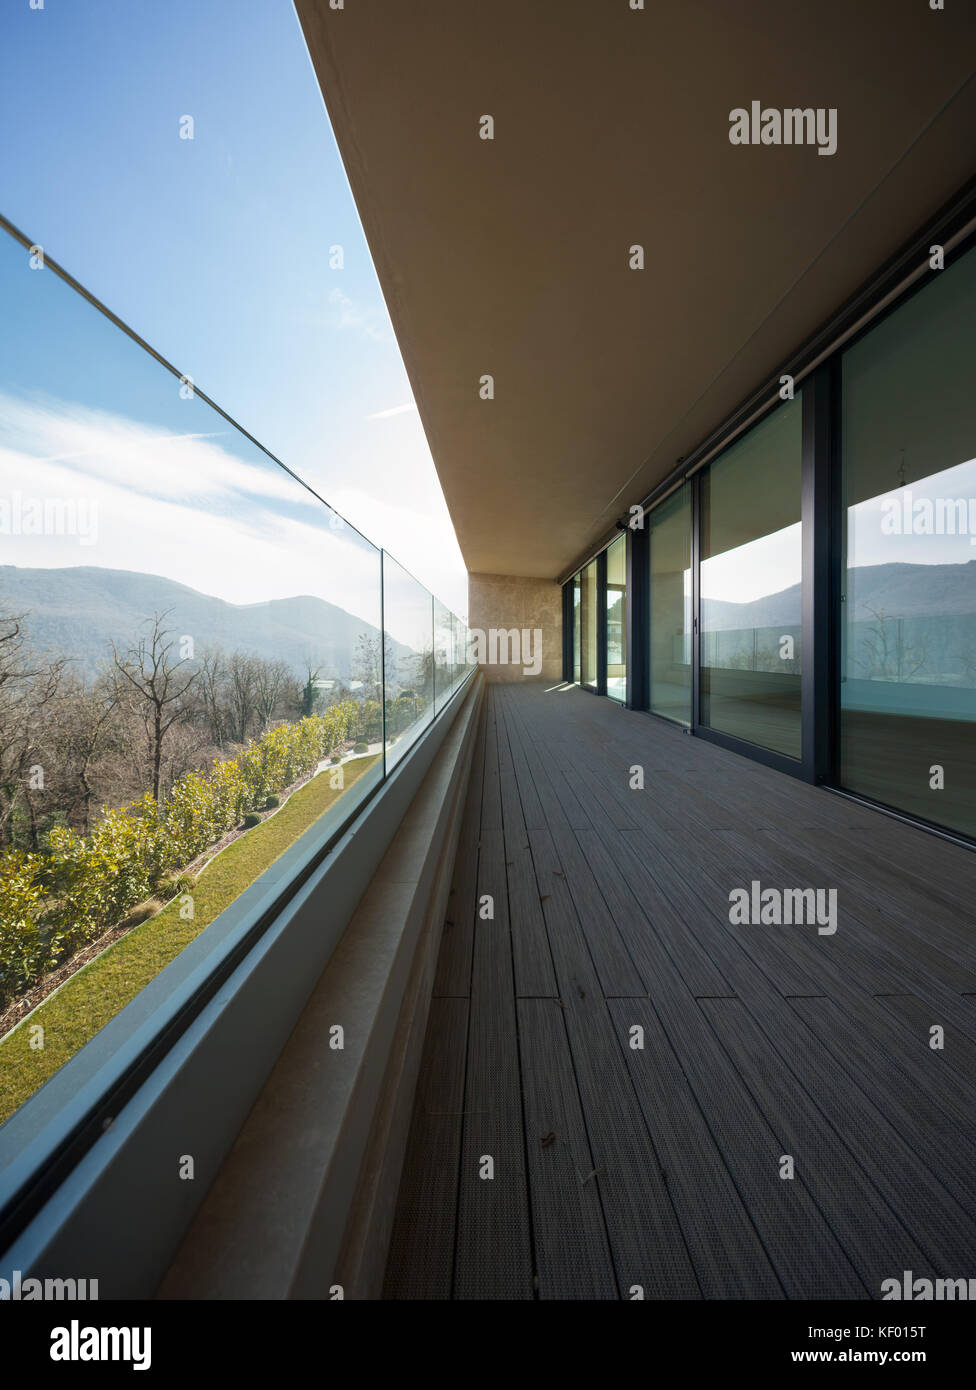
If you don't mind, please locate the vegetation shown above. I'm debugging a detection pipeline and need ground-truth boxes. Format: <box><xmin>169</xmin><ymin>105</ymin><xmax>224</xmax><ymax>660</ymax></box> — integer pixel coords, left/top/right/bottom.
<box><xmin>0</xmin><ymin>699</ymin><xmax>356</xmax><ymax>1009</ymax></box>
<box><xmin>0</xmin><ymin>753</ymin><xmax>380</xmax><ymax>1123</ymax></box>
<box><xmin>0</xmin><ymin>601</ymin><xmax>444</xmax><ymax>1018</ymax></box>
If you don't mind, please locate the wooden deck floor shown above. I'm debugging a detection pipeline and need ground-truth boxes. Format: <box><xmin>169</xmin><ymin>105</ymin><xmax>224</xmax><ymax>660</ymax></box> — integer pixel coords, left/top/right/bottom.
<box><xmin>383</xmin><ymin>683</ymin><xmax>976</xmax><ymax>1300</ymax></box>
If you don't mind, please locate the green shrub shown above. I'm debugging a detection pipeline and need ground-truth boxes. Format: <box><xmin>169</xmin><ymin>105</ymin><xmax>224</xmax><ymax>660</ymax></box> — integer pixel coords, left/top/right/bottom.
<box><xmin>0</xmin><ymin>697</ymin><xmax>360</xmax><ymax>1010</ymax></box>
<box><xmin>0</xmin><ymin>851</ymin><xmax>55</xmax><ymax>1009</ymax></box>
<box><xmin>329</xmin><ymin>754</ymin><xmax>342</xmax><ymax>765</ymax></box>
<box><xmin>353</xmin><ymin>742</ymin><xmax>369</xmax><ymax>754</ymax></box>
<box><xmin>158</xmin><ymin>871</ymin><xmax>197</xmax><ymax>900</ymax></box>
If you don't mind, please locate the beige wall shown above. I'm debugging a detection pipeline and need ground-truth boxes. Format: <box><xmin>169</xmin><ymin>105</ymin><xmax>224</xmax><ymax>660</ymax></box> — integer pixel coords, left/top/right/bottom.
<box><xmin>467</xmin><ymin>572</ymin><xmax>562</xmax><ymax>684</ymax></box>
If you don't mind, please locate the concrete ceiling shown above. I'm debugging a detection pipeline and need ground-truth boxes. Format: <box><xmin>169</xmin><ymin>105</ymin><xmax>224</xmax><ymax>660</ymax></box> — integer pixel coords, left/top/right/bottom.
<box><xmin>296</xmin><ymin>0</ymin><xmax>976</xmax><ymax>581</ymax></box>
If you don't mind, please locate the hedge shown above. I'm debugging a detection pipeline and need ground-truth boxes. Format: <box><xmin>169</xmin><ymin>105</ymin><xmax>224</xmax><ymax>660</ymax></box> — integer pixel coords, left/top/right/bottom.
<box><xmin>0</xmin><ymin>701</ymin><xmax>356</xmax><ymax>1011</ymax></box>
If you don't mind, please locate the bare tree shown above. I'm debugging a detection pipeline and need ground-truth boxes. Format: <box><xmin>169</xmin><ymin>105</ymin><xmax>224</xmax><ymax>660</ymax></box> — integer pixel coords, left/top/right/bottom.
<box><xmin>353</xmin><ymin>632</ymin><xmax>383</xmax><ymax>703</ymax></box>
<box><xmin>48</xmin><ymin>673</ymin><xmax>120</xmax><ymax>834</ymax></box>
<box><xmin>857</xmin><ymin>606</ymin><xmax>928</xmax><ymax>683</ymax></box>
<box><xmin>0</xmin><ymin>611</ymin><xmax>65</xmax><ymax>848</ymax></box>
<box><xmin>110</xmin><ymin>611</ymin><xmax>198</xmax><ymax>801</ymax></box>
<box><xmin>197</xmin><ymin>645</ymin><xmax>228</xmax><ymax>749</ymax></box>
<box><xmin>254</xmin><ymin>657</ymin><xmax>290</xmax><ymax>729</ymax></box>
<box><xmin>227</xmin><ymin>650</ymin><xmax>260</xmax><ymax>745</ymax></box>
<box><xmin>300</xmin><ymin>657</ymin><xmax>323</xmax><ymax>718</ymax></box>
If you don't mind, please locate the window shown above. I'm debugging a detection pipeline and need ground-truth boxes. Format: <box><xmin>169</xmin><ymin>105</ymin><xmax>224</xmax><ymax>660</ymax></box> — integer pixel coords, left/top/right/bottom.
<box><xmin>700</xmin><ymin>397</ymin><xmax>803</xmax><ymax>758</ymax></box>
<box><xmin>840</xmin><ymin>245</ymin><xmax>976</xmax><ymax>839</ymax></box>
<box><xmin>580</xmin><ymin>559</ymin><xmax>598</xmax><ymax>687</ymax></box>
<box><xmin>572</xmin><ymin>572</ymin><xmax>581</xmax><ymax>682</ymax></box>
<box><xmin>649</xmin><ymin>484</ymin><xmax>692</xmax><ymax>725</ymax></box>
<box><xmin>606</xmin><ymin>535</ymin><xmax>626</xmax><ymax>701</ymax></box>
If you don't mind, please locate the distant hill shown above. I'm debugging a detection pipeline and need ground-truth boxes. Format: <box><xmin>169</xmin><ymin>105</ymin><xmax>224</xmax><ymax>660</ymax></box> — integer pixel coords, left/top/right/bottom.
<box><xmin>0</xmin><ymin>566</ymin><xmax>416</xmax><ymax>683</ymax></box>
<box><xmin>704</xmin><ymin>559</ymin><xmax>976</xmax><ymax>630</ymax></box>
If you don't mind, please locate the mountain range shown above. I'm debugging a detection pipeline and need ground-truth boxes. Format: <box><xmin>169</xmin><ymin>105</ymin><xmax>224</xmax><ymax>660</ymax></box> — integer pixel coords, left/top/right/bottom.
<box><xmin>0</xmin><ymin>566</ymin><xmax>417</xmax><ymax>683</ymax></box>
<box><xmin>703</xmin><ymin>560</ymin><xmax>976</xmax><ymax>630</ymax></box>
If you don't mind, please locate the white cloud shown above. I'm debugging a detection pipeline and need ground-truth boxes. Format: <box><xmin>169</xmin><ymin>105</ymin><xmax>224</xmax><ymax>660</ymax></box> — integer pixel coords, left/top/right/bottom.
<box><xmin>0</xmin><ymin>391</ymin><xmax>306</xmax><ymax>509</ymax></box>
<box><xmin>327</xmin><ymin>287</ymin><xmax>393</xmax><ymax>344</ymax></box>
<box><xmin>0</xmin><ymin>393</ymin><xmax>383</xmax><ymax>625</ymax></box>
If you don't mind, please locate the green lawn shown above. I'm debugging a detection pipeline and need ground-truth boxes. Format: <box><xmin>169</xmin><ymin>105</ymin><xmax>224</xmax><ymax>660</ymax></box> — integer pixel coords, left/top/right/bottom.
<box><xmin>0</xmin><ymin>754</ymin><xmax>380</xmax><ymax>1125</ymax></box>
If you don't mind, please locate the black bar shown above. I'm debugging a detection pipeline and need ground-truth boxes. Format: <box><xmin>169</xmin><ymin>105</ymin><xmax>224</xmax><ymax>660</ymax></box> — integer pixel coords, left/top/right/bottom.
<box><xmin>801</xmin><ymin>366</ymin><xmax>835</xmax><ymax>784</ymax></box>
<box><xmin>561</xmin><ymin>579</ymin><xmax>573</xmax><ymax>682</ymax></box>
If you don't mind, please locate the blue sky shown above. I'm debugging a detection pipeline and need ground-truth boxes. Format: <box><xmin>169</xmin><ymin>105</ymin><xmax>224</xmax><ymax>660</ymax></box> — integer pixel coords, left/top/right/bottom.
<box><xmin>0</xmin><ymin>0</ymin><xmax>468</xmax><ymax>617</ymax></box>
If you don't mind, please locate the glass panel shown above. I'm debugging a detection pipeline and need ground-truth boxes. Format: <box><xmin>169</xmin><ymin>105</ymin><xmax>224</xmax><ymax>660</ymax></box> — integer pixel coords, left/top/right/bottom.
<box><xmin>649</xmin><ymin>484</ymin><xmax>692</xmax><ymax>725</ymax></box>
<box><xmin>463</xmin><ymin>620</ymin><xmax>475</xmax><ymax>673</ymax></box>
<box><xmin>452</xmin><ymin>612</ymin><xmax>463</xmax><ymax>689</ymax></box>
<box><xmin>433</xmin><ymin>597</ymin><xmax>453</xmax><ymax>712</ymax></box>
<box><xmin>383</xmin><ymin>555</ymin><xmax>435</xmax><ymax>769</ymax></box>
<box><xmin>841</xmin><ymin>245</ymin><xmax>976</xmax><ymax>839</ymax></box>
<box><xmin>580</xmin><ymin>559</ymin><xmax>598</xmax><ymax>687</ymax></box>
<box><xmin>572</xmin><ymin>573</ymin><xmax>581</xmax><ymax>682</ymax></box>
<box><xmin>700</xmin><ymin>396</ymin><xmax>803</xmax><ymax>758</ymax></box>
<box><xmin>606</xmin><ymin>535</ymin><xmax>627</xmax><ymax>701</ymax></box>
<box><xmin>0</xmin><ymin>222</ymin><xmax>386</xmax><ymax>1125</ymax></box>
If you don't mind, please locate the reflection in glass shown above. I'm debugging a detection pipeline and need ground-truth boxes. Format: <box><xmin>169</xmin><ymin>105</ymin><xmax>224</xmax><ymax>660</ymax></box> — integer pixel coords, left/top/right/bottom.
<box><xmin>649</xmin><ymin>484</ymin><xmax>692</xmax><ymax>725</ymax></box>
<box><xmin>841</xmin><ymin>245</ymin><xmax>976</xmax><ymax>838</ymax></box>
<box><xmin>700</xmin><ymin>397</ymin><xmax>803</xmax><ymax>758</ymax></box>
<box><xmin>606</xmin><ymin>535</ymin><xmax>626</xmax><ymax>701</ymax></box>
<box><xmin>580</xmin><ymin>559</ymin><xmax>598</xmax><ymax>687</ymax></box>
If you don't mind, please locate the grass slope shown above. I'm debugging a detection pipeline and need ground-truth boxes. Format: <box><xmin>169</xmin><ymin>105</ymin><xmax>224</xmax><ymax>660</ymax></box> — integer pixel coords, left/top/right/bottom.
<box><xmin>0</xmin><ymin>754</ymin><xmax>380</xmax><ymax>1125</ymax></box>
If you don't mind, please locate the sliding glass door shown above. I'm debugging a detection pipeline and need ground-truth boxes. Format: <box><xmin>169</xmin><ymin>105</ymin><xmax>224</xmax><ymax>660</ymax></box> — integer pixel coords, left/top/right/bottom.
<box><xmin>840</xmin><ymin>244</ymin><xmax>976</xmax><ymax>839</ymax></box>
<box><xmin>605</xmin><ymin>535</ymin><xmax>626</xmax><ymax>701</ymax></box>
<box><xmin>572</xmin><ymin>572</ymin><xmax>581</xmax><ymax>682</ymax></box>
<box><xmin>580</xmin><ymin>558</ymin><xmax>598</xmax><ymax>688</ymax></box>
<box><xmin>560</xmin><ymin>231</ymin><xmax>976</xmax><ymax>844</ymax></box>
<box><xmin>649</xmin><ymin>484</ymin><xmax>692</xmax><ymax>725</ymax></box>
<box><xmin>699</xmin><ymin>397</ymin><xmax>803</xmax><ymax>759</ymax></box>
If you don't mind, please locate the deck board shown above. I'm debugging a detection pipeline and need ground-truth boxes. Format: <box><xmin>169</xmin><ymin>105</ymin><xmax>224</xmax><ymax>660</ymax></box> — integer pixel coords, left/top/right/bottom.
<box><xmin>384</xmin><ymin>684</ymin><xmax>976</xmax><ymax>1299</ymax></box>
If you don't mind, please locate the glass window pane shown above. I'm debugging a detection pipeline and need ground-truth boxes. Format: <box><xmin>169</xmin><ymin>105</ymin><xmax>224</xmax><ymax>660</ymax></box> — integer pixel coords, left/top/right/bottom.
<box><xmin>649</xmin><ymin>484</ymin><xmax>692</xmax><ymax>725</ymax></box>
<box><xmin>841</xmin><ymin>246</ymin><xmax>976</xmax><ymax>839</ymax></box>
<box><xmin>383</xmin><ymin>555</ymin><xmax>435</xmax><ymax>769</ymax></box>
<box><xmin>433</xmin><ymin>598</ymin><xmax>452</xmax><ymax>711</ymax></box>
<box><xmin>0</xmin><ymin>223</ymin><xmax>384</xmax><ymax>1125</ymax></box>
<box><xmin>606</xmin><ymin>535</ymin><xmax>626</xmax><ymax>701</ymax></box>
<box><xmin>700</xmin><ymin>397</ymin><xmax>803</xmax><ymax>758</ymax></box>
<box><xmin>580</xmin><ymin>560</ymin><xmax>598</xmax><ymax>687</ymax></box>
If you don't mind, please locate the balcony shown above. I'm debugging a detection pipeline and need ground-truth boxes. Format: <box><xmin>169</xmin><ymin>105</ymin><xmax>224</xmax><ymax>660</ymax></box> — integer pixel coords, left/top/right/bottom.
<box><xmin>2</xmin><ymin>0</ymin><xmax>976</xmax><ymax>1337</ymax></box>
<box><xmin>386</xmin><ymin>682</ymin><xmax>976</xmax><ymax>1300</ymax></box>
